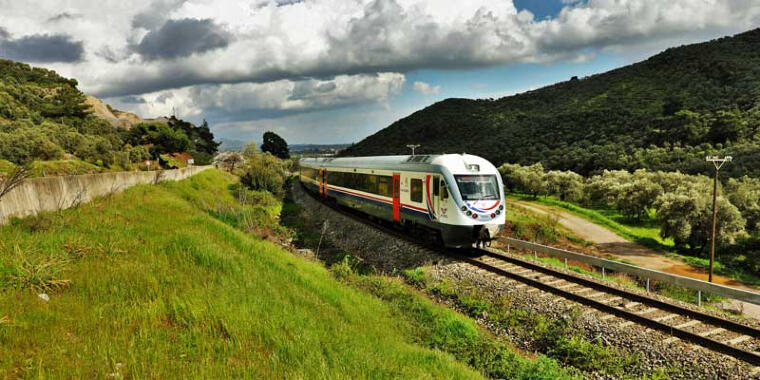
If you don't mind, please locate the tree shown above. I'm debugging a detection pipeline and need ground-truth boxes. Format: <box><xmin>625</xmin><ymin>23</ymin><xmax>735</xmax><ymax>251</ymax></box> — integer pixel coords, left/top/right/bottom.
<box><xmin>655</xmin><ymin>188</ymin><xmax>745</xmax><ymax>252</ymax></box>
<box><xmin>242</xmin><ymin>142</ymin><xmax>259</xmax><ymax>159</ymax></box>
<box><xmin>615</xmin><ymin>179</ymin><xmax>663</xmax><ymax>220</ymax></box>
<box><xmin>725</xmin><ymin>176</ymin><xmax>760</xmax><ymax>234</ymax></box>
<box><xmin>260</xmin><ymin>131</ymin><xmax>290</xmax><ymax>159</ymax></box>
<box><xmin>127</xmin><ymin>122</ymin><xmax>192</xmax><ymax>156</ymax></box>
<box><xmin>512</xmin><ymin>163</ymin><xmax>546</xmax><ymax>198</ymax></box>
<box><xmin>544</xmin><ymin>170</ymin><xmax>584</xmax><ymax>202</ymax></box>
<box><xmin>214</xmin><ymin>152</ymin><xmax>244</xmax><ymax>172</ymax></box>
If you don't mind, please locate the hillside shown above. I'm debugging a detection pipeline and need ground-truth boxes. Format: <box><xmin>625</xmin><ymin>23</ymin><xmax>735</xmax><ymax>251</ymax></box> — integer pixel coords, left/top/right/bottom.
<box><xmin>341</xmin><ymin>28</ymin><xmax>760</xmax><ymax>177</ymax></box>
<box><xmin>0</xmin><ymin>170</ymin><xmax>486</xmax><ymax>377</ymax></box>
<box><xmin>0</xmin><ymin>59</ymin><xmax>218</xmax><ymax>169</ymax></box>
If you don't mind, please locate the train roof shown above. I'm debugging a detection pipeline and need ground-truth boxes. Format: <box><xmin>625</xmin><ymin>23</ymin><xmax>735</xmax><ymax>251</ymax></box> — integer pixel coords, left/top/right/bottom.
<box><xmin>300</xmin><ymin>154</ymin><xmax>499</xmax><ymax>174</ymax></box>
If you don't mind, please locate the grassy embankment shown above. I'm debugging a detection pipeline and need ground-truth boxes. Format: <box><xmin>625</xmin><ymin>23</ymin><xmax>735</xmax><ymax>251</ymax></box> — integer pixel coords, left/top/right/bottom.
<box><xmin>0</xmin><ymin>169</ymin><xmax>580</xmax><ymax>378</ymax></box>
<box><xmin>0</xmin><ymin>169</ymin><xmax>486</xmax><ymax>378</ymax></box>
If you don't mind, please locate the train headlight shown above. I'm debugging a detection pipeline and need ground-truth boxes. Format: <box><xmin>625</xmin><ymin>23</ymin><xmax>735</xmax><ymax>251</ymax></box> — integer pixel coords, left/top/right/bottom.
<box><xmin>490</xmin><ymin>213</ymin><xmax>496</xmax><ymax>219</ymax></box>
<box><xmin>499</xmin><ymin>205</ymin><xmax>504</xmax><ymax>210</ymax></box>
<box><xmin>466</xmin><ymin>210</ymin><xmax>472</xmax><ymax>216</ymax></box>
<box><xmin>495</xmin><ymin>210</ymin><xmax>501</xmax><ymax>215</ymax></box>
<box><xmin>461</xmin><ymin>205</ymin><xmax>467</xmax><ymax>212</ymax></box>
<box><xmin>472</xmin><ymin>213</ymin><xmax>478</xmax><ymax>219</ymax></box>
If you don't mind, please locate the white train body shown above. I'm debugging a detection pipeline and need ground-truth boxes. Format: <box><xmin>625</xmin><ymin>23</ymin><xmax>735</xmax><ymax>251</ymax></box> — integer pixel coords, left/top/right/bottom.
<box><xmin>299</xmin><ymin>154</ymin><xmax>505</xmax><ymax>248</ymax></box>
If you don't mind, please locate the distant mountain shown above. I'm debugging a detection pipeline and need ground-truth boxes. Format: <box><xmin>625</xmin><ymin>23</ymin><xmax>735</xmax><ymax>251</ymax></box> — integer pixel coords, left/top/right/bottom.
<box><xmin>290</xmin><ymin>144</ymin><xmax>350</xmax><ymax>154</ymax></box>
<box><xmin>341</xmin><ymin>28</ymin><xmax>760</xmax><ymax>178</ymax></box>
<box><xmin>218</xmin><ymin>138</ymin><xmax>251</xmax><ymax>152</ymax></box>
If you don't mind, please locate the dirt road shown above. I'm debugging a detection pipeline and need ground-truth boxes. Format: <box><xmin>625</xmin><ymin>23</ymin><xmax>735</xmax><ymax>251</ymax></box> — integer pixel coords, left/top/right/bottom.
<box><xmin>511</xmin><ymin>200</ymin><xmax>760</xmax><ymax>319</ymax></box>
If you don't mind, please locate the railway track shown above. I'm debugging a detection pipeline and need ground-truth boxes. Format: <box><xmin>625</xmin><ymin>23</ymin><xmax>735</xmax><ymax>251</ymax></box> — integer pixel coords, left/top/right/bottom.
<box><xmin>459</xmin><ymin>249</ymin><xmax>760</xmax><ymax>366</ymax></box>
<box><xmin>299</xmin><ymin>184</ymin><xmax>760</xmax><ymax>367</ymax></box>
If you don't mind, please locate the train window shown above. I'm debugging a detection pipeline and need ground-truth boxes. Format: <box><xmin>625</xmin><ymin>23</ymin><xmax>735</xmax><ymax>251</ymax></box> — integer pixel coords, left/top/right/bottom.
<box><xmin>441</xmin><ymin>180</ymin><xmax>449</xmax><ymax>199</ymax></box>
<box><xmin>433</xmin><ymin>177</ymin><xmax>440</xmax><ymax>196</ymax></box>
<box><xmin>378</xmin><ymin>176</ymin><xmax>391</xmax><ymax>197</ymax></box>
<box><xmin>410</xmin><ymin>178</ymin><xmax>423</xmax><ymax>203</ymax></box>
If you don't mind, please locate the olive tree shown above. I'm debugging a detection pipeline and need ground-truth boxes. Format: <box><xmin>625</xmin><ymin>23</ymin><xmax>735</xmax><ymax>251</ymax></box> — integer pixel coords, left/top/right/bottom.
<box><xmin>655</xmin><ymin>188</ymin><xmax>745</xmax><ymax>252</ymax></box>
<box><xmin>725</xmin><ymin>176</ymin><xmax>760</xmax><ymax>234</ymax></box>
<box><xmin>544</xmin><ymin>170</ymin><xmax>584</xmax><ymax>202</ymax></box>
<box><xmin>615</xmin><ymin>179</ymin><xmax>663</xmax><ymax>220</ymax></box>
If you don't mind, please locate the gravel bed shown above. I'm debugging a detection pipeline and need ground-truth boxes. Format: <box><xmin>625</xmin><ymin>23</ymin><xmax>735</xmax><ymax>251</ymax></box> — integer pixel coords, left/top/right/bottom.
<box><xmin>289</xmin><ymin>183</ymin><xmax>759</xmax><ymax>379</ymax></box>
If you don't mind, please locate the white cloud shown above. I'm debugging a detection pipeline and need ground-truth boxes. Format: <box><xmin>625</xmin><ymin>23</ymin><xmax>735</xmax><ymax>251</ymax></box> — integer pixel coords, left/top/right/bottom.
<box><xmin>106</xmin><ymin>72</ymin><xmax>405</xmax><ymax>121</ymax></box>
<box><xmin>2</xmin><ymin>0</ymin><xmax>756</xmax><ymax>98</ymax></box>
<box><xmin>412</xmin><ymin>81</ymin><xmax>440</xmax><ymax>95</ymax></box>
<box><xmin>2</xmin><ymin>0</ymin><xmax>759</xmax><ymax>141</ymax></box>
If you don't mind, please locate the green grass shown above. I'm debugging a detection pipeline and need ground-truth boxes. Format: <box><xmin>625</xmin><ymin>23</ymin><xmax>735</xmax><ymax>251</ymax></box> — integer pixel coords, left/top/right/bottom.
<box><xmin>509</xmin><ymin>193</ymin><xmax>672</xmax><ymax>251</ymax></box>
<box><xmin>505</xmin><ymin>200</ymin><xmax>590</xmax><ymax>246</ymax></box>
<box><xmin>333</xmin><ymin>260</ymin><xmax>576</xmax><ymax>379</ymax></box>
<box><xmin>510</xmin><ymin>193</ymin><xmax>760</xmax><ymax>287</ymax></box>
<box><xmin>404</xmin><ymin>269</ymin><xmax>650</xmax><ymax>377</ymax></box>
<box><xmin>0</xmin><ymin>169</ymin><xmax>485</xmax><ymax>378</ymax></box>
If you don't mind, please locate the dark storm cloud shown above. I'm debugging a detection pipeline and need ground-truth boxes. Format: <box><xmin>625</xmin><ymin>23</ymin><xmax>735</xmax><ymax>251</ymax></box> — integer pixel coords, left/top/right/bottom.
<box><xmin>132</xmin><ymin>0</ymin><xmax>188</xmax><ymax>29</ymax></box>
<box><xmin>133</xmin><ymin>18</ymin><xmax>231</xmax><ymax>60</ymax></box>
<box><xmin>0</xmin><ymin>28</ymin><xmax>84</xmax><ymax>63</ymax></box>
<box><xmin>120</xmin><ymin>95</ymin><xmax>147</xmax><ymax>104</ymax></box>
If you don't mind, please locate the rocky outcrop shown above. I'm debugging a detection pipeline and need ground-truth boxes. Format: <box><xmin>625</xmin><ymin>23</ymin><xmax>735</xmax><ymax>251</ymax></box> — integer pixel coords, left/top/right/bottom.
<box><xmin>85</xmin><ymin>95</ymin><xmax>143</xmax><ymax>129</ymax></box>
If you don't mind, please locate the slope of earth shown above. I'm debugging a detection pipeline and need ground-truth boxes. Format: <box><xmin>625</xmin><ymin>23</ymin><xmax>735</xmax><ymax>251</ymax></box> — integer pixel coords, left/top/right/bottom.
<box><xmin>0</xmin><ymin>170</ymin><xmax>481</xmax><ymax>378</ymax></box>
<box><xmin>85</xmin><ymin>95</ymin><xmax>143</xmax><ymax>129</ymax></box>
<box><xmin>341</xmin><ymin>28</ymin><xmax>760</xmax><ymax>178</ymax></box>
<box><xmin>509</xmin><ymin>199</ymin><xmax>760</xmax><ymax>320</ymax></box>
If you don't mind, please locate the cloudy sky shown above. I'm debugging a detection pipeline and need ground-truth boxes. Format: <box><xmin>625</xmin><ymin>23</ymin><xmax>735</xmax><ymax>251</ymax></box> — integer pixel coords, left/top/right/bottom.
<box><xmin>1</xmin><ymin>0</ymin><xmax>759</xmax><ymax>144</ymax></box>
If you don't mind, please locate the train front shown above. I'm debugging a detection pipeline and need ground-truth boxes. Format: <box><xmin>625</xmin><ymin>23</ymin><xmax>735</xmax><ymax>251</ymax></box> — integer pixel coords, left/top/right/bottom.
<box><xmin>433</xmin><ymin>154</ymin><xmax>506</xmax><ymax>248</ymax></box>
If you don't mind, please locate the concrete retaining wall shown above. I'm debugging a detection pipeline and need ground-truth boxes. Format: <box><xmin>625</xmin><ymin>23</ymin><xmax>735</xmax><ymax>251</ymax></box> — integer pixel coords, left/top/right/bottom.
<box><xmin>0</xmin><ymin>166</ymin><xmax>212</xmax><ymax>224</ymax></box>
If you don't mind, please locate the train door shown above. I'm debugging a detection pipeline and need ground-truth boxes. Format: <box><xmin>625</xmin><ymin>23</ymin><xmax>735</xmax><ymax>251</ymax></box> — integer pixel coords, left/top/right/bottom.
<box><xmin>392</xmin><ymin>173</ymin><xmax>401</xmax><ymax>222</ymax></box>
<box><xmin>428</xmin><ymin>174</ymin><xmax>439</xmax><ymax>219</ymax></box>
<box><xmin>321</xmin><ymin>169</ymin><xmax>328</xmax><ymax>199</ymax></box>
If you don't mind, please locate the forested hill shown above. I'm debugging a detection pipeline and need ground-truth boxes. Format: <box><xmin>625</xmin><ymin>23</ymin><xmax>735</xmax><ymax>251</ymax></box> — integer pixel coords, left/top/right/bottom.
<box><xmin>340</xmin><ymin>28</ymin><xmax>760</xmax><ymax>178</ymax></box>
<box><xmin>0</xmin><ymin>59</ymin><xmax>218</xmax><ymax>169</ymax></box>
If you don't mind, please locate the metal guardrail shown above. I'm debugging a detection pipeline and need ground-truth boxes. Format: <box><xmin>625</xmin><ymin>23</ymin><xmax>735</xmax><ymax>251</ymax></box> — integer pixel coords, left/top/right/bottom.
<box><xmin>503</xmin><ymin>237</ymin><xmax>760</xmax><ymax>306</ymax></box>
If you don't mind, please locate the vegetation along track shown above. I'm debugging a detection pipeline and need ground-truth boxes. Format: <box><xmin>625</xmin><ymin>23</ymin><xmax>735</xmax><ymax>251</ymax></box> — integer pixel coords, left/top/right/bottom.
<box><xmin>301</xmin><ymin>185</ymin><xmax>760</xmax><ymax>367</ymax></box>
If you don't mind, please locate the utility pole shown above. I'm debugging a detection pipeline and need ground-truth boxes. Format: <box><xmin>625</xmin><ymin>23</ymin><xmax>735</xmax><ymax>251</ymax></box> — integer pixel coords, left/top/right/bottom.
<box><xmin>706</xmin><ymin>155</ymin><xmax>732</xmax><ymax>283</ymax></box>
<box><xmin>406</xmin><ymin>144</ymin><xmax>420</xmax><ymax>156</ymax></box>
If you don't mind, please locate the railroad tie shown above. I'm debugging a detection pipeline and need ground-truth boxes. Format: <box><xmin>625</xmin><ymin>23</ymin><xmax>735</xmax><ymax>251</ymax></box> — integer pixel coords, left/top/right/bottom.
<box><xmin>527</xmin><ymin>288</ymin><xmax>541</xmax><ymax>293</ymax></box>
<box><xmin>538</xmin><ymin>275</ymin><xmax>554</xmax><ymax>281</ymax></box>
<box><xmin>600</xmin><ymin>314</ymin><xmax>616</xmax><ymax>321</ymax></box>
<box><xmin>574</xmin><ymin>288</ymin><xmax>594</xmax><ymax>295</ymax></box>
<box><xmin>674</xmin><ymin>320</ymin><xmax>701</xmax><ymax>329</ymax></box>
<box><xmin>557</xmin><ymin>283</ymin><xmax>578</xmax><ymax>290</ymax></box>
<box><xmin>636</xmin><ymin>307</ymin><xmax>659</xmax><ymax>316</ymax></box>
<box><xmin>697</xmin><ymin>328</ymin><xmax>725</xmax><ymax>337</ymax></box>
<box><xmin>654</xmin><ymin>314</ymin><xmax>678</xmax><ymax>322</ymax></box>
<box><xmin>663</xmin><ymin>336</ymin><xmax>680</xmax><ymax>344</ymax></box>
<box><xmin>723</xmin><ymin>335</ymin><xmax>752</xmax><ymax>345</ymax></box>
<box><xmin>587</xmin><ymin>292</ymin><xmax>607</xmax><ymax>298</ymax></box>
<box><xmin>512</xmin><ymin>269</ymin><xmax>532</xmax><ymax>275</ymax></box>
<box><xmin>600</xmin><ymin>296</ymin><xmax>622</xmax><ymax>304</ymax></box>
<box><xmin>623</xmin><ymin>301</ymin><xmax>640</xmax><ymax>309</ymax></box>
<box><xmin>545</xmin><ymin>279</ymin><xmax>565</xmax><ymax>286</ymax></box>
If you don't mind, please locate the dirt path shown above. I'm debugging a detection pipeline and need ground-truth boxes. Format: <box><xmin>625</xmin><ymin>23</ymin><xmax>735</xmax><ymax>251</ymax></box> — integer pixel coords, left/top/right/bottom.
<box><xmin>510</xmin><ymin>199</ymin><xmax>760</xmax><ymax>320</ymax></box>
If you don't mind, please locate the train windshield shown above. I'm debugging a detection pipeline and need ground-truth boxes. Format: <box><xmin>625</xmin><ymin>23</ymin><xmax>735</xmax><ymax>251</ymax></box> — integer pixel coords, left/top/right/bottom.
<box><xmin>454</xmin><ymin>175</ymin><xmax>499</xmax><ymax>201</ymax></box>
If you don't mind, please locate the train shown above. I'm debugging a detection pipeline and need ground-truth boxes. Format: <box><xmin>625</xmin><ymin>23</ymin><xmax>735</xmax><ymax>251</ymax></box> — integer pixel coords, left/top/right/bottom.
<box><xmin>299</xmin><ymin>154</ymin><xmax>506</xmax><ymax>248</ymax></box>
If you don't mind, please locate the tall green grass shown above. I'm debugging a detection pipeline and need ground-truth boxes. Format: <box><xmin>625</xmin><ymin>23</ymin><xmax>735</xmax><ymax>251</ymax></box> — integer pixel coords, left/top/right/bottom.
<box><xmin>0</xmin><ymin>170</ymin><xmax>484</xmax><ymax>378</ymax></box>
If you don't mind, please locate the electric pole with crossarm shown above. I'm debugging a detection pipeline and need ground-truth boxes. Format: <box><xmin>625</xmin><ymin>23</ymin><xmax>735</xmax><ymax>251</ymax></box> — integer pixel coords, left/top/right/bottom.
<box><xmin>406</xmin><ymin>144</ymin><xmax>420</xmax><ymax>156</ymax></box>
<box><xmin>706</xmin><ymin>155</ymin><xmax>732</xmax><ymax>283</ymax></box>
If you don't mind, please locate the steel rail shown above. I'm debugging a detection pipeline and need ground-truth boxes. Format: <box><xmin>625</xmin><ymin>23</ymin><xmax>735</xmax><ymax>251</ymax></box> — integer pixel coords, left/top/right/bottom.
<box><xmin>459</xmin><ymin>249</ymin><xmax>760</xmax><ymax>366</ymax></box>
<box><xmin>297</xmin><ymin>183</ymin><xmax>760</xmax><ymax>366</ymax></box>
